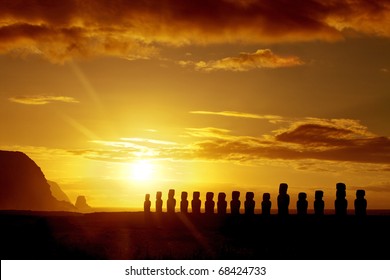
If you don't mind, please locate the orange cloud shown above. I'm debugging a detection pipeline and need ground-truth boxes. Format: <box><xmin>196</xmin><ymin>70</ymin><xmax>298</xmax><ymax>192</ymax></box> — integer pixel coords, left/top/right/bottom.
<box><xmin>186</xmin><ymin>120</ymin><xmax>390</xmax><ymax>164</ymax></box>
<box><xmin>1</xmin><ymin>0</ymin><xmax>389</xmax><ymax>62</ymax></box>
<box><xmin>72</xmin><ymin>118</ymin><xmax>390</xmax><ymax>167</ymax></box>
<box><xmin>190</xmin><ymin>110</ymin><xmax>283</xmax><ymax>120</ymax></box>
<box><xmin>9</xmin><ymin>95</ymin><xmax>79</xmax><ymax>105</ymax></box>
<box><xmin>181</xmin><ymin>49</ymin><xmax>304</xmax><ymax>71</ymax></box>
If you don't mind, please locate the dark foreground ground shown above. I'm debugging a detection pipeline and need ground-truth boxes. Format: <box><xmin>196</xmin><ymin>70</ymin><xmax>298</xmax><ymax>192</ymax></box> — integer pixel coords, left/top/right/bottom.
<box><xmin>1</xmin><ymin>210</ymin><xmax>389</xmax><ymax>260</ymax></box>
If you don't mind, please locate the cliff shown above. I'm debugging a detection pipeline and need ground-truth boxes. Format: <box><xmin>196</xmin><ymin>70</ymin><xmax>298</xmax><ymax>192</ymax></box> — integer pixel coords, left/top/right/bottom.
<box><xmin>48</xmin><ymin>180</ymin><xmax>71</xmax><ymax>203</ymax></box>
<box><xmin>0</xmin><ymin>150</ymin><xmax>75</xmax><ymax>211</ymax></box>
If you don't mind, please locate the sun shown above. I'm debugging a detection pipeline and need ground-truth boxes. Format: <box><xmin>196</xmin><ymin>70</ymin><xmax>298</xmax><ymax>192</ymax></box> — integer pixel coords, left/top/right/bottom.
<box><xmin>130</xmin><ymin>160</ymin><xmax>154</xmax><ymax>181</ymax></box>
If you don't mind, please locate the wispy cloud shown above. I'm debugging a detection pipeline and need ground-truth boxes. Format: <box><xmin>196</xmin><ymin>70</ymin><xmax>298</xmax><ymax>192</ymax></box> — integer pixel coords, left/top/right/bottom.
<box><xmin>190</xmin><ymin>110</ymin><xmax>283</xmax><ymax>122</ymax></box>
<box><xmin>120</xmin><ymin>138</ymin><xmax>177</xmax><ymax>146</ymax></box>
<box><xmin>9</xmin><ymin>95</ymin><xmax>79</xmax><ymax>105</ymax></box>
<box><xmin>180</xmin><ymin>49</ymin><xmax>304</xmax><ymax>71</ymax></box>
<box><xmin>185</xmin><ymin>127</ymin><xmax>233</xmax><ymax>139</ymax></box>
<box><xmin>1</xmin><ymin>1</ymin><xmax>390</xmax><ymax>62</ymax></box>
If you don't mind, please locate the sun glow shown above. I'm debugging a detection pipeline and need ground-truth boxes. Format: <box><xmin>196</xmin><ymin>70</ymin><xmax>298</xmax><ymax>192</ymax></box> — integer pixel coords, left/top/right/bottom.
<box><xmin>130</xmin><ymin>160</ymin><xmax>154</xmax><ymax>181</ymax></box>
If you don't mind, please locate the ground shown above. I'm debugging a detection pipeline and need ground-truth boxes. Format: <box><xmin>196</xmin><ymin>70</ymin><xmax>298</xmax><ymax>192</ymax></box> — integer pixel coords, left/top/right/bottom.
<box><xmin>0</xmin><ymin>211</ymin><xmax>389</xmax><ymax>260</ymax></box>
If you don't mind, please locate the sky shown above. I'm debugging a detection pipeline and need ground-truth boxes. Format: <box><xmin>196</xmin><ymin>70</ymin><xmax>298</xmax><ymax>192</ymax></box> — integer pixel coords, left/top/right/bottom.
<box><xmin>1</xmin><ymin>0</ymin><xmax>390</xmax><ymax>210</ymax></box>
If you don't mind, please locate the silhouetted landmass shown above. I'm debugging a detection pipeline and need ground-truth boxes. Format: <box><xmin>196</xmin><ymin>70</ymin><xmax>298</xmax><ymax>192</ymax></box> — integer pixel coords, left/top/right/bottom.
<box><xmin>1</xmin><ymin>210</ymin><xmax>389</xmax><ymax>260</ymax></box>
<box><xmin>48</xmin><ymin>181</ymin><xmax>71</xmax><ymax>203</ymax></box>
<box><xmin>1</xmin><ymin>150</ymin><xmax>387</xmax><ymax>260</ymax></box>
<box><xmin>0</xmin><ymin>151</ymin><xmax>75</xmax><ymax>211</ymax></box>
<box><xmin>75</xmin><ymin>196</ymin><xmax>92</xmax><ymax>212</ymax></box>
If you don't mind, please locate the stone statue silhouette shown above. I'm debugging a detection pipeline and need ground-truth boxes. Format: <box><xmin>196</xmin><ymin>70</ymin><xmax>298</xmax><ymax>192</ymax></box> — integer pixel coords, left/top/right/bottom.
<box><xmin>205</xmin><ymin>192</ymin><xmax>215</xmax><ymax>214</ymax></box>
<box><xmin>144</xmin><ymin>194</ymin><xmax>151</xmax><ymax>213</ymax></box>
<box><xmin>244</xmin><ymin>192</ymin><xmax>255</xmax><ymax>215</ymax></box>
<box><xmin>230</xmin><ymin>191</ymin><xmax>241</xmax><ymax>215</ymax></box>
<box><xmin>335</xmin><ymin>182</ymin><xmax>347</xmax><ymax>216</ymax></box>
<box><xmin>354</xmin><ymin>189</ymin><xmax>367</xmax><ymax>216</ymax></box>
<box><xmin>180</xmin><ymin>191</ymin><xmax>188</xmax><ymax>214</ymax></box>
<box><xmin>277</xmin><ymin>183</ymin><xmax>290</xmax><ymax>216</ymax></box>
<box><xmin>167</xmin><ymin>189</ymin><xmax>176</xmax><ymax>213</ymax></box>
<box><xmin>314</xmin><ymin>190</ymin><xmax>324</xmax><ymax>216</ymax></box>
<box><xmin>296</xmin><ymin>192</ymin><xmax>308</xmax><ymax>215</ymax></box>
<box><xmin>261</xmin><ymin>193</ymin><xmax>271</xmax><ymax>216</ymax></box>
<box><xmin>191</xmin><ymin>191</ymin><xmax>201</xmax><ymax>214</ymax></box>
<box><xmin>217</xmin><ymin>192</ymin><xmax>227</xmax><ymax>215</ymax></box>
<box><xmin>156</xmin><ymin>191</ymin><xmax>163</xmax><ymax>213</ymax></box>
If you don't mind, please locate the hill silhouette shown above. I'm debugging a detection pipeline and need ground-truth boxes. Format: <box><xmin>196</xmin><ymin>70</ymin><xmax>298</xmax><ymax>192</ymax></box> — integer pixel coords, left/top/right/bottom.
<box><xmin>0</xmin><ymin>150</ymin><xmax>75</xmax><ymax>211</ymax></box>
<box><xmin>48</xmin><ymin>180</ymin><xmax>71</xmax><ymax>203</ymax></box>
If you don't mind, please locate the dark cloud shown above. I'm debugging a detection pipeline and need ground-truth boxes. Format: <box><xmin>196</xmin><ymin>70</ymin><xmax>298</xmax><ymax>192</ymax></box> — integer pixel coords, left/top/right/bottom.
<box><xmin>186</xmin><ymin>123</ymin><xmax>390</xmax><ymax>164</ymax></box>
<box><xmin>1</xmin><ymin>0</ymin><xmax>389</xmax><ymax>62</ymax></box>
<box><xmin>276</xmin><ymin>123</ymin><xmax>363</xmax><ymax>147</ymax></box>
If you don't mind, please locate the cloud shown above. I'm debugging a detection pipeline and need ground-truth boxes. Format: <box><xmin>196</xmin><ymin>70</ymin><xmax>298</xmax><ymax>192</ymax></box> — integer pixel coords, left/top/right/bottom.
<box><xmin>1</xmin><ymin>0</ymin><xmax>390</xmax><ymax>62</ymax></box>
<box><xmin>180</xmin><ymin>49</ymin><xmax>304</xmax><ymax>71</ymax></box>
<box><xmin>185</xmin><ymin>127</ymin><xmax>233</xmax><ymax>139</ymax></box>
<box><xmin>184</xmin><ymin>120</ymin><xmax>390</xmax><ymax>164</ymax></box>
<box><xmin>80</xmin><ymin>118</ymin><xmax>390</xmax><ymax>168</ymax></box>
<box><xmin>348</xmin><ymin>182</ymin><xmax>390</xmax><ymax>195</ymax></box>
<box><xmin>190</xmin><ymin>110</ymin><xmax>283</xmax><ymax>121</ymax></box>
<box><xmin>8</xmin><ymin>95</ymin><xmax>79</xmax><ymax>105</ymax></box>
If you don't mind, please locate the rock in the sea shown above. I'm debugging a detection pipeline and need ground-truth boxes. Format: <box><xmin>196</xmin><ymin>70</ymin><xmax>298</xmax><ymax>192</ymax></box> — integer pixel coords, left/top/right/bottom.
<box><xmin>0</xmin><ymin>150</ymin><xmax>76</xmax><ymax>211</ymax></box>
<box><xmin>75</xmin><ymin>195</ymin><xmax>92</xmax><ymax>212</ymax></box>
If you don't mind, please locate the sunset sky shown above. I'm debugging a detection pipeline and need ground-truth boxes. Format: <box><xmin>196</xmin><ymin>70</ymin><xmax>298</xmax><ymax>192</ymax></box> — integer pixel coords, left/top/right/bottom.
<box><xmin>1</xmin><ymin>0</ymin><xmax>389</xmax><ymax>210</ymax></box>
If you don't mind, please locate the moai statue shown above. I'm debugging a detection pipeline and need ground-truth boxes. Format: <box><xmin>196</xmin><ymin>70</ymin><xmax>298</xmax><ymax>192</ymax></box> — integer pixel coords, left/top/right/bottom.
<box><xmin>191</xmin><ymin>191</ymin><xmax>201</xmax><ymax>214</ymax></box>
<box><xmin>296</xmin><ymin>192</ymin><xmax>308</xmax><ymax>215</ymax></box>
<box><xmin>277</xmin><ymin>183</ymin><xmax>290</xmax><ymax>216</ymax></box>
<box><xmin>217</xmin><ymin>192</ymin><xmax>227</xmax><ymax>215</ymax></box>
<box><xmin>244</xmin><ymin>192</ymin><xmax>255</xmax><ymax>215</ymax></box>
<box><xmin>314</xmin><ymin>190</ymin><xmax>324</xmax><ymax>216</ymax></box>
<box><xmin>167</xmin><ymin>189</ymin><xmax>176</xmax><ymax>214</ymax></box>
<box><xmin>156</xmin><ymin>191</ymin><xmax>163</xmax><ymax>213</ymax></box>
<box><xmin>335</xmin><ymin>182</ymin><xmax>348</xmax><ymax>216</ymax></box>
<box><xmin>144</xmin><ymin>194</ymin><xmax>151</xmax><ymax>213</ymax></box>
<box><xmin>261</xmin><ymin>193</ymin><xmax>271</xmax><ymax>216</ymax></box>
<box><xmin>354</xmin><ymin>190</ymin><xmax>367</xmax><ymax>216</ymax></box>
<box><xmin>230</xmin><ymin>191</ymin><xmax>241</xmax><ymax>215</ymax></box>
<box><xmin>205</xmin><ymin>192</ymin><xmax>215</xmax><ymax>214</ymax></box>
<box><xmin>180</xmin><ymin>191</ymin><xmax>189</xmax><ymax>214</ymax></box>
